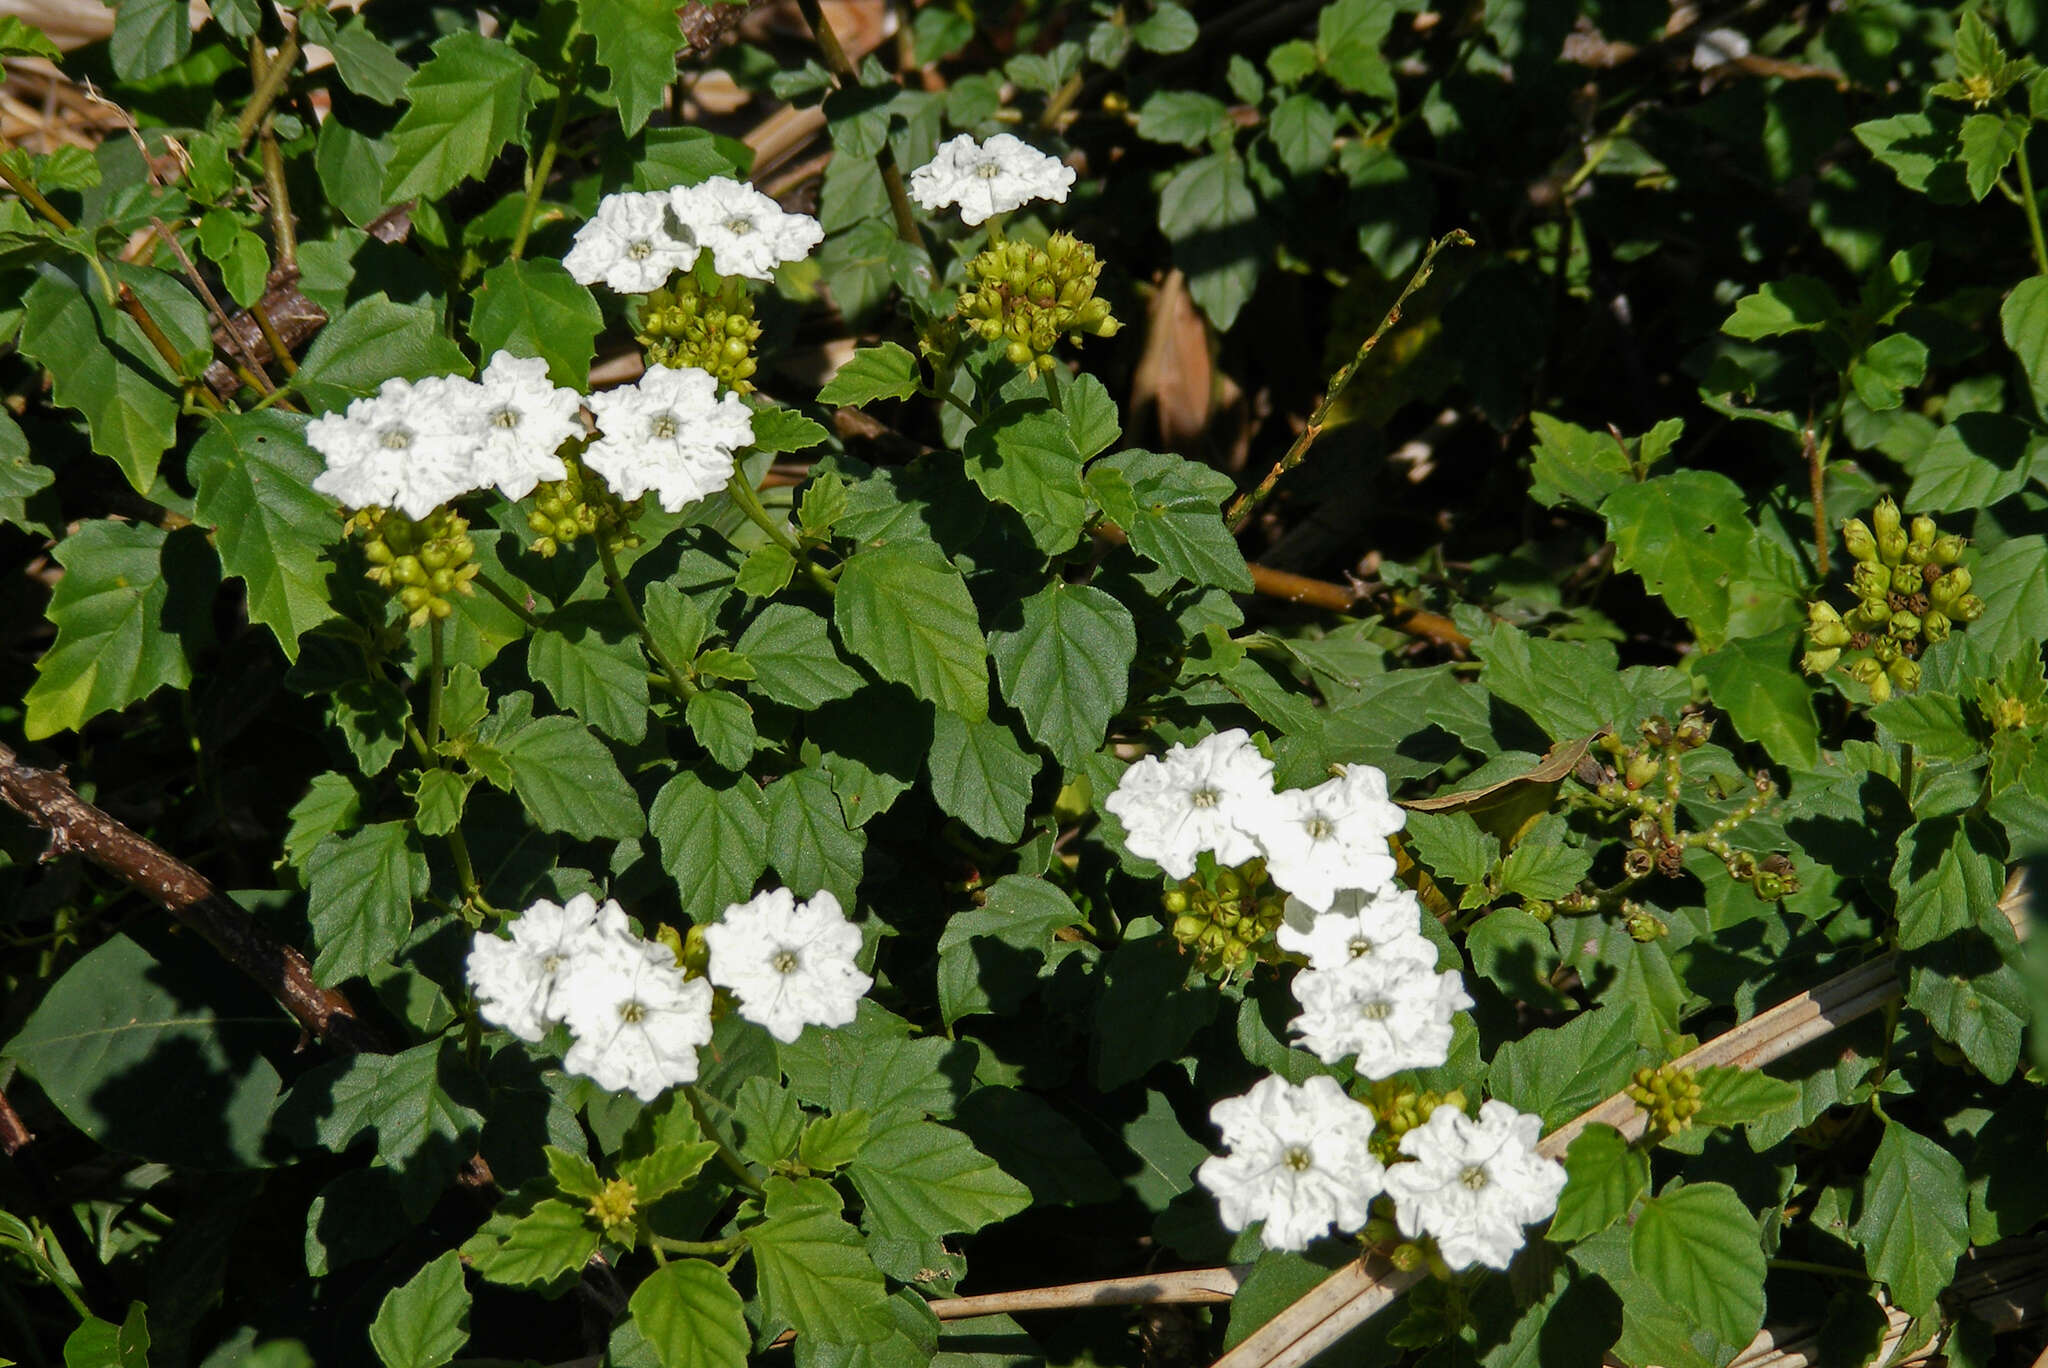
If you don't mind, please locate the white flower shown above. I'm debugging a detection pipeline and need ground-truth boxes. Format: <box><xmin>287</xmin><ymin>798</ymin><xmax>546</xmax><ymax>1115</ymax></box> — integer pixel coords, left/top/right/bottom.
<box><xmin>908</xmin><ymin>133</ymin><xmax>1077</xmax><ymax>227</ymax></box>
<box><xmin>1289</xmin><ymin>955</ymin><xmax>1473</xmax><ymax>1076</ymax></box>
<box><xmin>1384</xmin><ymin>1100</ymin><xmax>1566</xmax><ymax>1271</ymax></box>
<box><xmin>1102</xmin><ymin>729</ymin><xmax>1278</xmax><ymax>879</ymax></box>
<box><xmin>309</xmin><ymin>374</ymin><xmax>488</xmax><ymax>518</ymax></box>
<box><xmin>470</xmin><ymin>352</ymin><xmax>582</xmax><ymax>500</ymax></box>
<box><xmin>465</xmin><ymin>893</ymin><xmax>632</xmax><ymax>1042</ymax></box>
<box><xmin>563</xmin><ymin>190</ymin><xmax>699</xmax><ymax>294</ymax></box>
<box><xmin>1254</xmin><ymin>766</ymin><xmax>1405</xmax><ymax>913</ymax></box>
<box><xmin>669</xmin><ymin>177</ymin><xmax>823</xmax><ymax>281</ymax></box>
<box><xmin>583</xmin><ymin>364</ymin><xmax>754</xmax><ymax>512</ymax></box>
<box><xmin>703</xmin><ymin>887</ymin><xmax>872</xmax><ymax>1043</ymax></box>
<box><xmin>556</xmin><ymin>933</ymin><xmax>715</xmax><ymax>1101</ymax></box>
<box><xmin>1691</xmin><ymin>27</ymin><xmax>1750</xmax><ymax>70</ymax></box>
<box><xmin>1276</xmin><ymin>885</ymin><xmax>1437</xmax><ymax>973</ymax></box>
<box><xmin>1196</xmin><ymin>1075</ymin><xmax>1385</xmax><ymax>1251</ymax></box>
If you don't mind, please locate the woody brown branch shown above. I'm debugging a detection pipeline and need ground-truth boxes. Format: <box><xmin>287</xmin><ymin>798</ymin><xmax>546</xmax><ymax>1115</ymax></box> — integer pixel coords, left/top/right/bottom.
<box><xmin>0</xmin><ymin>741</ymin><xmax>383</xmax><ymax>1055</ymax></box>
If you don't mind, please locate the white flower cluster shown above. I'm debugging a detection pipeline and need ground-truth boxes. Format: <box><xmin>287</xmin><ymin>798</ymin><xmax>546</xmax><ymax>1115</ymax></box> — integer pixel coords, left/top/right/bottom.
<box><xmin>1199</xmin><ymin>1081</ymin><xmax>1565</xmax><ymax>1268</ymax></box>
<box><xmin>908</xmin><ymin>133</ymin><xmax>1077</xmax><ymax>227</ymax></box>
<box><xmin>308</xmin><ymin>352</ymin><xmax>581</xmax><ymax>518</ymax></box>
<box><xmin>564</xmin><ymin>177</ymin><xmax>823</xmax><ymax>293</ymax></box>
<box><xmin>583</xmin><ymin>364</ymin><xmax>754</xmax><ymax>513</ymax></box>
<box><xmin>466</xmin><ymin>887</ymin><xmax>871</xmax><ymax>1100</ymax></box>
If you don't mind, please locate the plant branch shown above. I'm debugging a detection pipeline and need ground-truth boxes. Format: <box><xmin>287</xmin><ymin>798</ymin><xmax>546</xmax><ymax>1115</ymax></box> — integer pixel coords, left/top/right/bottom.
<box><xmin>0</xmin><ymin>139</ymin><xmax>76</xmax><ymax>232</ymax></box>
<box><xmin>649</xmin><ymin>1231</ymin><xmax>750</xmax><ymax>1257</ymax></box>
<box><xmin>2017</xmin><ymin>127</ymin><xmax>2048</xmax><ymax>277</ymax></box>
<box><xmin>152</xmin><ymin>215</ymin><xmax>278</xmax><ymax>397</ymax></box>
<box><xmin>259</xmin><ymin>126</ymin><xmax>298</xmax><ymax>273</ymax></box>
<box><xmin>687</xmin><ymin>1087</ymin><xmax>765</xmax><ymax>1193</ymax></box>
<box><xmin>1225</xmin><ymin>230</ymin><xmax>1472</xmax><ymax>533</ymax></box>
<box><xmin>510</xmin><ymin>45</ymin><xmax>584</xmax><ymax>261</ymax></box>
<box><xmin>790</xmin><ymin>0</ymin><xmax>923</xmax><ymax>247</ymax></box>
<box><xmin>597</xmin><ymin>535</ymin><xmax>698</xmax><ymax>698</ymax></box>
<box><xmin>476</xmin><ymin>573</ymin><xmax>548</xmax><ymax>631</ymax></box>
<box><xmin>725</xmin><ymin>471</ymin><xmax>838</xmax><ymax>595</ymax></box>
<box><xmin>235</xmin><ymin>33</ymin><xmax>302</xmax><ymax>154</ymax></box>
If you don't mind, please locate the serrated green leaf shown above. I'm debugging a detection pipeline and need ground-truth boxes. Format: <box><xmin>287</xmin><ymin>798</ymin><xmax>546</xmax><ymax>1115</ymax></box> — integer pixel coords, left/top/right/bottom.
<box><xmin>284</xmin><ymin>774</ymin><xmax>362</xmax><ymax>870</ymax></box>
<box><xmin>962</xmin><ymin>402</ymin><xmax>1088</xmax><ymax>555</ymax></box>
<box><xmin>650</xmin><ymin>771</ymin><xmax>767</xmax><ymax>922</ymax></box>
<box><xmin>23</xmin><ymin>521</ymin><xmax>196</xmax><ymax>740</ymax></box>
<box><xmin>2003</xmin><ymin>275</ymin><xmax>2048</xmax><ymax>417</ymax></box>
<box><xmin>1156</xmin><ymin>152</ymin><xmax>1261</xmax><ymax>331</ymax></box>
<box><xmin>1598</xmin><ymin>471</ymin><xmax>1754</xmax><ymax>648</ymax></box>
<box><xmin>1871</xmin><ymin>692</ymin><xmax>1979</xmax><ymax>761</ymax></box>
<box><xmin>0</xmin><ymin>409</ymin><xmax>53</xmax><ymax>532</ymax></box>
<box><xmin>1688</xmin><ymin>1066</ymin><xmax>1800</xmax><ymax>1129</ymax></box>
<box><xmin>1850</xmin><ymin>1122</ymin><xmax>1968</xmax><ymax>1318</ymax></box>
<box><xmin>1629</xmin><ymin>1183</ymin><xmax>1766</xmax><ymax>1347</ymax></box>
<box><xmin>628</xmin><ymin>1260</ymin><xmax>748</xmax><ymax>1368</ymax></box>
<box><xmin>750</xmin><ymin>406</ymin><xmax>830</xmax><ymax>454</ymax></box>
<box><xmin>544</xmin><ymin>1146</ymin><xmax>604</xmax><ymax>1199</ymax></box>
<box><xmin>1548</xmin><ymin>1124</ymin><xmax>1647</xmax><ymax>1244</ymax></box>
<box><xmin>580</xmin><ymin>0</ymin><xmax>684</xmax><ymax>134</ymax></box>
<box><xmin>686</xmin><ymin>689</ymin><xmax>758</xmax><ymax>772</ymax></box>
<box><xmin>1135</xmin><ymin>90</ymin><xmax>1230</xmax><ymax>149</ymax></box>
<box><xmin>765</xmin><ymin>767</ymin><xmax>865</xmax><ymax>905</ymax></box>
<box><xmin>0</xmin><ymin>16</ymin><xmax>60</xmax><ymax>58</ymax></box>
<box><xmin>381</xmin><ymin>31</ymin><xmax>541</xmax><ymax>203</ymax></box>
<box><xmin>305</xmin><ymin>822</ymin><xmax>427</xmax><ymax>986</ymax></box>
<box><xmin>1489</xmin><ymin>1005</ymin><xmax>1651</xmax><ymax>1130</ymax></box>
<box><xmin>409</xmin><ymin>768</ymin><xmax>470</xmax><ymax>836</ymax></box>
<box><xmin>293</xmin><ymin>294</ymin><xmax>471</xmax><ymax>413</ymax></box>
<box><xmin>326</xmin><ymin>19</ymin><xmax>414</xmax><ymax>103</ymax></box>
<box><xmin>19</xmin><ymin>266</ymin><xmax>177</xmax><ymax>492</ymax></box>
<box><xmin>1906</xmin><ymin>932</ymin><xmax>2028</xmax><ymax>1083</ymax></box>
<box><xmin>835</xmin><ymin>543</ymin><xmax>988</xmax><ymax>719</ymax></box>
<box><xmin>1694</xmin><ymin>627</ymin><xmax>1820</xmax><ymax>770</ymax></box>
<box><xmin>818</xmin><ymin>344</ymin><xmax>919</xmax><ymax>407</ymax></box>
<box><xmin>1091</xmin><ymin>449</ymin><xmax>1251</xmax><ymax>591</ymax></box>
<box><xmin>987</xmin><ymin>581</ymin><xmax>1135</xmax><ymax>768</ymax></box>
<box><xmin>1720</xmin><ymin>276</ymin><xmax>1841</xmax><ymax>339</ymax></box>
<box><xmin>1960</xmin><ymin>111</ymin><xmax>2026</xmax><ymax>201</ymax></box>
<box><xmin>110</xmin><ymin>0</ymin><xmax>189</xmax><ymax>78</ymax></box>
<box><xmin>189</xmin><ymin>412</ymin><xmax>339</xmax><ymax>659</ymax></box>
<box><xmin>1892</xmin><ymin>814</ymin><xmax>2006</xmax><ymax>950</ymax></box>
<box><xmin>619</xmin><ymin>1141</ymin><xmax>718</xmax><ymax>1202</ymax></box>
<box><xmin>749</xmin><ymin>1177</ymin><xmax>892</xmax><ymax>1344</ymax></box>
<box><xmin>1132</xmin><ymin>0</ymin><xmax>1197</xmax><ymax>51</ymax></box>
<box><xmin>528</xmin><ymin>609</ymin><xmax>649</xmax><ymax>743</ymax></box>
<box><xmin>370</xmin><ymin>1251</ymin><xmax>470</xmax><ymax>1368</ymax></box>
<box><xmin>927</xmin><ymin>712</ymin><xmax>1040</xmax><ymax>843</ymax></box>
<box><xmin>799</xmin><ymin>1112</ymin><xmax>872</xmax><ymax>1172</ymax></box>
<box><xmin>847</xmin><ymin>1110</ymin><xmax>1031</xmax><ymax>1241</ymax></box>
<box><xmin>467</xmin><ymin>1198</ymin><xmax>599</xmax><ymax>1287</ymax></box>
<box><xmin>736</xmin><ymin>603</ymin><xmax>866</xmax><ymax>709</ymax></box>
<box><xmin>469</xmin><ymin>261</ymin><xmax>602</xmax><ymax>388</ymax></box>
<box><xmin>495</xmin><ymin>715</ymin><xmax>643</xmax><ymax>840</ymax></box>
<box><xmin>288</xmin><ymin>1041</ymin><xmax>484</xmax><ymax>1215</ymax></box>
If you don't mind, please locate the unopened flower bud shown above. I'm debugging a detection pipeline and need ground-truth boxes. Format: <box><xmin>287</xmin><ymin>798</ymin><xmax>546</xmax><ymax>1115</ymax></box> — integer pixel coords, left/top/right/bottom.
<box><xmin>1888</xmin><ymin>609</ymin><xmax>1921</xmax><ymax>639</ymax></box>
<box><xmin>1848</xmin><ymin>657</ymin><xmax>1884</xmax><ymax>687</ymax></box>
<box><xmin>1852</xmin><ymin>563</ymin><xmax>1891</xmax><ymax>600</ymax></box>
<box><xmin>1931</xmin><ymin>534</ymin><xmax>1966</xmax><ymax>565</ymax></box>
<box><xmin>1872</xmin><ymin>497</ymin><xmax>1902</xmax><ymax>540</ymax></box>
<box><xmin>1801</xmin><ymin>647</ymin><xmax>1842</xmax><ymax>674</ymax></box>
<box><xmin>1878</xmin><ymin>527</ymin><xmax>1909</xmax><ymax>566</ymax></box>
<box><xmin>1909</xmin><ymin>514</ymin><xmax>1936</xmax><ymax>547</ymax></box>
<box><xmin>1624</xmin><ymin>753</ymin><xmax>1662</xmax><ymax>790</ymax></box>
<box><xmin>1892</xmin><ymin>563</ymin><xmax>1923</xmax><ymax>595</ymax></box>
<box><xmin>1954</xmin><ymin>594</ymin><xmax>1986</xmax><ymax>622</ymax></box>
<box><xmin>1842</xmin><ymin>517</ymin><xmax>1877</xmax><ymax>562</ymax></box>
<box><xmin>1930</xmin><ymin>567</ymin><xmax>1972</xmax><ymax>607</ymax></box>
<box><xmin>1922</xmin><ymin>610</ymin><xmax>1950</xmax><ymax>643</ymax></box>
<box><xmin>1887</xmin><ymin>657</ymin><xmax>1921</xmax><ymax>693</ymax></box>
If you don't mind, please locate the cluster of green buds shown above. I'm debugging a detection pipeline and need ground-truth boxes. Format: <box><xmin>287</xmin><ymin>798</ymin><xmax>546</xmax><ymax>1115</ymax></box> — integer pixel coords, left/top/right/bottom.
<box><xmin>348</xmin><ymin>505</ymin><xmax>479</xmax><ymax>627</ymax></box>
<box><xmin>1804</xmin><ymin>498</ymin><xmax>1980</xmax><ymax>702</ymax></box>
<box><xmin>527</xmin><ymin>455</ymin><xmax>645</xmax><ymax>558</ymax></box>
<box><xmin>1625</xmin><ymin>1063</ymin><xmax>1703</xmax><ymax>1137</ymax></box>
<box><xmin>959</xmin><ymin>231</ymin><xmax>1120</xmax><ymax>377</ymax></box>
<box><xmin>635</xmin><ymin>273</ymin><xmax>761</xmax><ymax>392</ymax></box>
<box><xmin>1161</xmin><ymin>859</ymin><xmax>1286</xmax><ymax>975</ymax></box>
<box><xmin>587</xmin><ymin>1177</ymin><xmax>639</xmax><ymax>1237</ymax></box>
<box><xmin>1364</xmin><ymin>1081</ymin><xmax>1469</xmax><ymax>1165</ymax></box>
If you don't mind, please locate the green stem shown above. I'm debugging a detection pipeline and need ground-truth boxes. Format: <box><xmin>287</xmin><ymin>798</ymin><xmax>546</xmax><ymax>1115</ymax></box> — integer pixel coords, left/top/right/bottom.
<box><xmin>1765</xmin><ymin>1257</ymin><xmax>1874</xmax><ymax>1283</ymax></box>
<box><xmin>597</xmin><ymin>535</ymin><xmax>697</xmax><ymax>698</ymax></box>
<box><xmin>426</xmin><ymin>617</ymin><xmax>447</xmax><ymax>749</ymax></box>
<box><xmin>2017</xmin><ymin>128</ymin><xmax>2048</xmax><ymax>277</ymax></box>
<box><xmin>687</xmin><ymin>1086</ymin><xmax>765</xmax><ymax>1193</ymax></box>
<box><xmin>235</xmin><ymin>33</ymin><xmax>302</xmax><ymax>154</ymax></box>
<box><xmin>649</xmin><ymin>1231</ymin><xmax>751</xmax><ymax>1258</ymax></box>
<box><xmin>791</xmin><ymin>0</ymin><xmax>923</xmax><ymax>248</ymax></box>
<box><xmin>476</xmin><ymin>573</ymin><xmax>548</xmax><ymax>631</ymax></box>
<box><xmin>725</xmin><ymin>471</ymin><xmax>838</xmax><ymax>596</ymax></box>
<box><xmin>0</xmin><ymin>141</ymin><xmax>76</xmax><ymax>232</ymax></box>
<box><xmin>510</xmin><ymin>46</ymin><xmax>583</xmax><ymax>261</ymax></box>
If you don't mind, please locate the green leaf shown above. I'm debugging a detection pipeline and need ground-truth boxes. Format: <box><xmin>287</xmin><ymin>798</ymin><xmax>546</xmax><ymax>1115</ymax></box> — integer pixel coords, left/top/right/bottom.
<box><xmin>736</xmin><ymin>543</ymin><xmax>797</xmax><ymax>598</ymax></box>
<box><xmin>1132</xmin><ymin>0</ymin><xmax>1197</xmax><ymax>51</ymax></box>
<box><xmin>326</xmin><ymin>19</ymin><xmax>415</xmax><ymax>104</ymax></box>
<box><xmin>370</xmin><ymin>1251</ymin><xmax>470</xmax><ymax>1368</ymax></box>
<box><xmin>382</xmin><ymin>30</ymin><xmax>541</xmax><ymax>203</ymax></box>
<box><xmin>1091</xmin><ymin>936</ymin><xmax>1219</xmax><ymax>1090</ymax></box>
<box><xmin>61</xmin><ymin>1304</ymin><xmax>150</xmax><ymax>1368</ymax></box>
<box><xmin>1847</xmin><ymin>331</ymin><xmax>1929</xmax><ymax>411</ymax></box>
<box><xmin>1404</xmin><ymin>811</ymin><xmax>1500</xmax><ymax>897</ymax></box>
<box><xmin>494</xmin><ymin>715</ymin><xmax>643</xmax><ymax>840</ymax></box>
<box><xmin>650</xmin><ymin>771</ymin><xmax>768</xmax><ymax>923</ymax></box>
<box><xmin>1135</xmin><ymin>91</ymin><xmax>1231</xmax><ymax>149</ymax></box>
<box><xmin>1270</xmin><ymin>94</ymin><xmax>1337</xmax><ymax>175</ymax></box>
<box><xmin>1688</xmin><ymin>1067</ymin><xmax>1800</xmax><ymax>1129</ymax></box>
<box><xmin>1960</xmin><ymin>111</ymin><xmax>2026</xmax><ymax>200</ymax></box>
<box><xmin>1316</xmin><ymin>0</ymin><xmax>1397</xmax><ymax>96</ymax></box>
<box><xmin>1598</xmin><ymin>471</ymin><xmax>1754</xmax><ymax>648</ymax></box>
<box><xmin>287</xmin><ymin>1041</ymin><xmax>484</xmax><ymax>1214</ymax></box>
<box><xmin>284</xmin><ymin>774</ymin><xmax>363</xmax><ymax>869</ymax></box>
<box><xmin>0</xmin><ymin>410</ymin><xmax>52</xmax><ymax>532</ymax></box>
<box><xmin>1720</xmin><ymin>276</ymin><xmax>1841</xmax><ymax>339</ymax></box>
<box><xmin>293</xmin><ymin>294</ymin><xmax>471</xmax><ymax>413</ymax></box>
<box><xmin>19</xmin><ymin>267</ymin><xmax>177</xmax><ymax>492</ymax></box>
<box><xmin>1694</xmin><ymin>627</ymin><xmax>1821</xmax><ymax>770</ymax></box>
<box><xmin>110</xmin><ymin>0</ymin><xmax>190</xmax><ymax>78</ymax></box>
<box><xmin>580</xmin><ymin>0</ymin><xmax>684</xmax><ymax>134</ymax></box>
<box><xmin>619</xmin><ymin>1141</ymin><xmax>718</xmax><ymax>1201</ymax></box>
<box><xmin>1090</xmin><ymin>449</ymin><xmax>1251</xmax><ymax>592</ymax></box>
<box><xmin>306</xmin><ymin>822</ymin><xmax>428</xmax><ymax>986</ymax></box>
<box><xmin>1464</xmin><ymin>907</ymin><xmax>1569</xmax><ymax>1009</ymax></box>
<box><xmin>188</xmin><ymin>412</ymin><xmax>340</xmax><ymax>659</ymax></box>
<box><xmin>1892</xmin><ymin>814</ymin><xmax>2006</xmax><ymax>950</ymax></box>
<box><xmin>2003</xmin><ymin>275</ymin><xmax>2048</xmax><ymax>418</ymax></box>
<box><xmin>632</xmin><ymin>127</ymin><xmax>753</xmax><ymax>192</ymax></box>
<box><xmin>4</xmin><ymin>932</ymin><xmax>289</xmax><ymax>1169</ymax></box>
<box><xmin>316</xmin><ymin>119</ymin><xmax>396</xmax><ymax>228</ymax></box>
<box><xmin>1629</xmin><ymin>1183</ymin><xmax>1766</xmax><ymax>1348</ymax></box>
<box><xmin>1548</xmin><ymin>1124</ymin><xmax>1647</xmax><ymax>1244</ymax></box>
<box><xmin>686</xmin><ymin>689</ymin><xmax>759</xmax><ymax>772</ymax></box>
<box><xmin>1906</xmin><ymin>932</ymin><xmax>2028</xmax><ymax>1083</ymax></box>
<box><xmin>818</xmin><ymin>344</ymin><xmax>919</xmax><ymax>407</ymax></box>
<box><xmin>0</xmin><ymin>16</ymin><xmax>61</xmax><ymax>58</ymax></box>
<box><xmin>779</xmin><ymin>1010</ymin><xmax>964</xmax><ymax>1118</ymax></box>
<box><xmin>748</xmin><ymin>1177</ymin><xmax>892</xmax><ymax>1344</ymax></box>
<box><xmin>736</xmin><ymin>603</ymin><xmax>866</xmax><ymax>709</ymax></box>
<box><xmin>765</xmin><ymin>767</ymin><xmax>866</xmax><ymax>905</ymax></box>
<box><xmin>1904</xmin><ymin>414</ymin><xmax>2037</xmax><ymax>514</ymax></box>
<box><xmin>1495</xmin><ymin>814</ymin><xmax>1591</xmax><ymax>900</ymax></box>
<box><xmin>528</xmin><ymin>610</ymin><xmax>650</xmax><ymax>743</ymax></box>
<box><xmin>1157</xmin><ymin>151</ymin><xmax>1261</xmax><ymax>330</ymax></box>
<box><xmin>469</xmin><ymin>261</ymin><xmax>602</xmax><ymax>388</ymax></box>
<box><xmin>544</xmin><ymin>1146</ymin><xmax>604</xmax><ymax>1199</ymax></box>
<box><xmin>1488</xmin><ymin>1005</ymin><xmax>1650</xmax><ymax>1130</ymax></box>
<box><xmin>799</xmin><ymin>1112</ymin><xmax>873</xmax><ymax>1172</ymax></box>
<box><xmin>1872</xmin><ymin>692</ymin><xmax>1979</xmax><ymax>761</ymax></box>
<box><xmin>627</xmin><ymin>1260</ymin><xmax>749</xmax><ymax>1368</ymax></box>
<box><xmin>465</xmin><ymin>1198</ymin><xmax>600</xmax><ymax>1286</ymax></box>
<box><xmin>1850</xmin><ymin>1122</ymin><xmax>1969</xmax><ymax>1317</ymax></box>
<box><xmin>835</xmin><ymin>544</ymin><xmax>988</xmax><ymax>720</ymax></box>
<box><xmin>962</xmin><ymin>402</ymin><xmax>1089</xmax><ymax>555</ymax></box>
<box><xmin>750</xmin><ymin>406</ymin><xmax>829</xmax><ymax>454</ymax></box>
<box><xmin>847</xmin><ymin>1111</ymin><xmax>1032</xmax><ymax>1241</ymax></box>
<box><xmin>26</xmin><ymin>521</ymin><xmax>200</xmax><ymax>740</ymax></box>
<box><xmin>927</xmin><ymin>712</ymin><xmax>1040</xmax><ymax>843</ymax></box>
<box><xmin>988</xmin><ymin>582</ymin><xmax>1136</xmax><ymax>768</ymax></box>
<box><xmin>409</xmin><ymin>769</ymin><xmax>470</xmax><ymax>837</ymax></box>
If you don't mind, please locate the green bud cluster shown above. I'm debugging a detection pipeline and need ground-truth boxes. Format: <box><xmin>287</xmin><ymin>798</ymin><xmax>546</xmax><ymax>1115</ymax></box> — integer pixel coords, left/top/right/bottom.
<box><xmin>1804</xmin><ymin>498</ymin><xmax>1981</xmax><ymax>703</ymax></box>
<box><xmin>1625</xmin><ymin>1063</ymin><xmax>1704</xmax><ymax>1136</ymax></box>
<box><xmin>588</xmin><ymin>1177</ymin><xmax>639</xmax><ymax>1235</ymax></box>
<box><xmin>527</xmin><ymin>456</ymin><xmax>645</xmax><ymax>558</ymax></box>
<box><xmin>635</xmin><ymin>275</ymin><xmax>762</xmax><ymax>391</ymax></box>
<box><xmin>959</xmin><ymin>231</ymin><xmax>1121</xmax><ymax>377</ymax></box>
<box><xmin>1161</xmin><ymin>859</ymin><xmax>1286</xmax><ymax>974</ymax></box>
<box><xmin>1365</xmin><ymin>1081</ymin><xmax>1468</xmax><ymax>1164</ymax></box>
<box><xmin>349</xmin><ymin>505</ymin><xmax>479</xmax><ymax>627</ymax></box>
